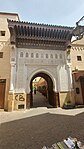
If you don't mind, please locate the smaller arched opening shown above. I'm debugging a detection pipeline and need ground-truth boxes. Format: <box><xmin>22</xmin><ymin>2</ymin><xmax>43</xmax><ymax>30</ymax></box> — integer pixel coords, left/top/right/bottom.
<box><xmin>29</xmin><ymin>72</ymin><xmax>59</xmax><ymax>108</ymax></box>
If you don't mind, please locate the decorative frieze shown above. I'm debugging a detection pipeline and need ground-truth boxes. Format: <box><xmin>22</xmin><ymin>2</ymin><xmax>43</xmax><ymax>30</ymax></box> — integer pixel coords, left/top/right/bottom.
<box><xmin>18</xmin><ymin>49</ymin><xmax>65</xmax><ymax>65</ymax></box>
<box><xmin>16</xmin><ymin>39</ymin><xmax>66</xmax><ymax>50</ymax></box>
<box><xmin>72</xmin><ymin>46</ymin><xmax>84</xmax><ymax>51</ymax></box>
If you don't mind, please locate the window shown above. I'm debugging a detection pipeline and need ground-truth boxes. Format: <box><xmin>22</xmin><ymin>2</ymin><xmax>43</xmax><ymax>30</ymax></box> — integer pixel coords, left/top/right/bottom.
<box><xmin>0</xmin><ymin>31</ymin><xmax>5</xmax><ymax>36</ymax></box>
<box><xmin>36</xmin><ymin>53</ymin><xmax>39</xmax><ymax>58</ymax></box>
<box><xmin>31</xmin><ymin>53</ymin><xmax>34</xmax><ymax>58</ymax></box>
<box><xmin>18</xmin><ymin>105</ymin><xmax>24</xmax><ymax>109</ymax></box>
<box><xmin>20</xmin><ymin>52</ymin><xmax>23</xmax><ymax>57</ymax></box>
<box><xmin>60</xmin><ymin>54</ymin><xmax>62</xmax><ymax>59</ymax></box>
<box><xmin>76</xmin><ymin>88</ymin><xmax>80</xmax><ymax>94</ymax></box>
<box><xmin>55</xmin><ymin>54</ymin><xmax>58</xmax><ymax>59</ymax></box>
<box><xmin>77</xmin><ymin>56</ymin><xmax>82</xmax><ymax>61</ymax></box>
<box><xmin>0</xmin><ymin>79</ymin><xmax>6</xmax><ymax>83</ymax></box>
<box><xmin>26</xmin><ymin>53</ymin><xmax>28</xmax><ymax>57</ymax></box>
<box><xmin>46</xmin><ymin>54</ymin><xmax>48</xmax><ymax>58</ymax></box>
<box><xmin>50</xmin><ymin>54</ymin><xmax>53</xmax><ymax>58</ymax></box>
<box><xmin>0</xmin><ymin>52</ymin><xmax>3</xmax><ymax>58</ymax></box>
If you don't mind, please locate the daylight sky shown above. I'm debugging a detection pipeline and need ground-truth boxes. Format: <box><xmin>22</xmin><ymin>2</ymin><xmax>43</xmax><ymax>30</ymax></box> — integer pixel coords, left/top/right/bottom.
<box><xmin>0</xmin><ymin>0</ymin><xmax>84</xmax><ymax>27</ymax></box>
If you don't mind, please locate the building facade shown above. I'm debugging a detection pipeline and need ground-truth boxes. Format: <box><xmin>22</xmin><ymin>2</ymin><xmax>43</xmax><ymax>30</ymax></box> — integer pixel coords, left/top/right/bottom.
<box><xmin>0</xmin><ymin>12</ymin><xmax>75</xmax><ymax>111</ymax></box>
<box><xmin>71</xmin><ymin>38</ymin><xmax>84</xmax><ymax>105</ymax></box>
<box><xmin>0</xmin><ymin>12</ymin><xmax>19</xmax><ymax>110</ymax></box>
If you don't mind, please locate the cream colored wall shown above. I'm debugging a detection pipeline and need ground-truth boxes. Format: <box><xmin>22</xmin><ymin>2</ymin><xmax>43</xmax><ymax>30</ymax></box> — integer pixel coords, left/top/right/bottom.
<box><xmin>71</xmin><ymin>46</ymin><xmax>84</xmax><ymax>71</ymax></box>
<box><xmin>0</xmin><ymin>13</ymin><xmax>19</xmax><ymax>110</ymax></box>
<box><xmin>72</xmin><ymin>37</ymin><xmax>84</xmax><ymax>45</ymax></box>
<box><xmin>71</xmin><ymin>37</ymin><xmax>84</xmax><ymax>71</ymax></box>
<box><xmin>73</xmin><ymin>76</ymin><xmax>83</xmax><ymax>104</ymax></box>
<box><xmin>59</xmin><ymin>91</ymin><xmax>75</xmax><ymax>107</ymax></box>
<box><xmin>71</xmin><ymin>38</ymin><xmax>84</xmax><ymax>105</ymax></box>
<box><xmin>0</xmin><ymin>44</ymin><xmax>11</xmax><ymax>110</ymax></box>
<box><xmin>38</xmin><ymin>78</ymin><xmax>45</xmax><ymax>84</ymax></box>
<box><xmin>37</xmin><ymin>78</ymin><xmax>47</xmax><ymax>88</ymax></box>
<box><xmin>0</xmin><ymin>14</ymin><xmax>19</xmax><ymax>21</ymax></box>
<box><xmin>0</xmin><ymin>13</ymin><xmax>19</xmax><ymax>41</ymax></box>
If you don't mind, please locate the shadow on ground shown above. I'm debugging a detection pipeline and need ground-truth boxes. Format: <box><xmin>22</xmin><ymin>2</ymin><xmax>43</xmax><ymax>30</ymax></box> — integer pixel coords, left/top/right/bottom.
<box><xmin>0</xmin><ymin>112</ymin><xmax>84</xmax><ymax>149</ymax></box>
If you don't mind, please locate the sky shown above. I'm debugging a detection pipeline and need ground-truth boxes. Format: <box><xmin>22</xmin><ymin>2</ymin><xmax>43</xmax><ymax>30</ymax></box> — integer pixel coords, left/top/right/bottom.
<box><xmin>0</xmin><ymin>0</ymin><xmax>84</xmax><ymax>27</ymax></box>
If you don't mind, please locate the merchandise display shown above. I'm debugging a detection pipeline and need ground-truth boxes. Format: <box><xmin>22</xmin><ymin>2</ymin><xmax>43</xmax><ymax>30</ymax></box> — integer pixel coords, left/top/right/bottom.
<box><xmin>42</xmin><ymin>137</ymin><xmax>84</xmax><ymax>149</ymax></box>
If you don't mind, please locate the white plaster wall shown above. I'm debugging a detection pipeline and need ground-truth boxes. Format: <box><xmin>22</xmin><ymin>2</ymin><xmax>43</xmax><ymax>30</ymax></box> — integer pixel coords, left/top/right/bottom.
<box><xmin>59</xmin><ymin>65</ymin><xmax>69</xmax><ymax>91</ymax></box>
<box><xmin>15</xmin><ymin>48</ymin><xmax>70</xmax><ymax>93</ymax></box>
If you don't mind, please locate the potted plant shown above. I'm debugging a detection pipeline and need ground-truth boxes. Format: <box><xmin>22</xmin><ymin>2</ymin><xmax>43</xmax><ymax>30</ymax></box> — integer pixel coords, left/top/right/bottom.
<box><xmin>63</xmin><ymin>100</ymin><xmax>75</xmax><ymax>109</ymax></box>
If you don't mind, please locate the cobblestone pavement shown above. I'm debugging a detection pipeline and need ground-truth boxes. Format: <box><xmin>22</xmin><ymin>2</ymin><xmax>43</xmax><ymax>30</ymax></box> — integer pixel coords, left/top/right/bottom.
<box><xmin>0</xmin><ymin>92</ymin><xmax>84</xmax><ymax>149</ymax></box>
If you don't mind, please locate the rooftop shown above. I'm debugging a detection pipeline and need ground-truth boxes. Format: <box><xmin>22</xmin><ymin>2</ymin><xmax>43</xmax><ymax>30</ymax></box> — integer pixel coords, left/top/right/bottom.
<box><xmin>8</xmin><ymin>19</ymin><xmax>74</xmax><ymax>41</ymax></box>
<box><xmin>0</xmin><ymin>12</ymin><xmax>20</xmax><ymax>21</ymax></box>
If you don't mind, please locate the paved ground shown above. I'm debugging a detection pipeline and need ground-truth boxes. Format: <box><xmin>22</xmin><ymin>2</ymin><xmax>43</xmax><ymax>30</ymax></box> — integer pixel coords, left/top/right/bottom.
<box><xmin>0</xmin><ymin>92</ymin><xmax>84</xmax><ymax>149</ymax></box>
<box><xmin>33</xmin><ymin>91</ymin><xmax>51</xmax><ymax>108</ymax></box>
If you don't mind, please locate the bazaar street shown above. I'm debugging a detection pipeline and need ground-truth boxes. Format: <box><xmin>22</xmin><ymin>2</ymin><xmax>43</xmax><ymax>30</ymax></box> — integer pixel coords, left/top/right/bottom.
<box><xmin>0</xmin><ymin>92</ymin><xmax>84</xmax><ymax>149</ymax></box>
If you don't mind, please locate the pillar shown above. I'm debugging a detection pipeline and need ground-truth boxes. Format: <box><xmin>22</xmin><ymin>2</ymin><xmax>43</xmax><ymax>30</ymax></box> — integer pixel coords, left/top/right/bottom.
<box><xmin>10</xmin><ymin>63</ymin><xmax>16</xmax><ymax>91</ymax></box>
<box><xmin>66</xmin><ymin>64</ymin><xmax>72</xmax><ymax>91</ymax></box>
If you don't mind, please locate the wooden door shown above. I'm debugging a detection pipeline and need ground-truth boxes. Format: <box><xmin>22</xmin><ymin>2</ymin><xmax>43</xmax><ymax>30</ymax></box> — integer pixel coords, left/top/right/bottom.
<box><xmin>80</xmin><ymin>77</ymin><xmax>84</xmax><ymax>104</ymax></box>
<box><xmin>0</xmin><ymin>82</ymin><xmax>5</xmax><ymax>109</ymax></box>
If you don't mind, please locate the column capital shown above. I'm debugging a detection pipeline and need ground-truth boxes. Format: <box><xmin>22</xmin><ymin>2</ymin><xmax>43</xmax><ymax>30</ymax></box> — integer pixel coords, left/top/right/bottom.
<box><xmin>10</xmin><ymin>62</ymin><xmax>16</xmax><ymax>67</ymax></box>
<box><xmin>65</xmin><ymin>64</ymin><xmax>71</xmax><ymax>69</ymax></box>
<box><xmin>10</xmin><ymin>44</ymin><xmax>16</xmax><ymax>50</ymax></box>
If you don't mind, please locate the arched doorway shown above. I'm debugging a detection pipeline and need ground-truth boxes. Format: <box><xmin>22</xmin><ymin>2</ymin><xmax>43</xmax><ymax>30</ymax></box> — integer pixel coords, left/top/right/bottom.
<box><xmin>29</xmin><ymin>72</ymin><xmax>59</xmax><ymax>108</ymax></box>
<box><xmin>32</xmin><ymin>77</ymin><xmax>49</xmax><ymax>107</ymax></box>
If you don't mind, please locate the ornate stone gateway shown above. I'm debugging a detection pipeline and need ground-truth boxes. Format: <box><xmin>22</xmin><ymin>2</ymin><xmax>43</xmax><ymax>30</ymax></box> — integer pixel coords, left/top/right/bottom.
<box><xmin>8</xmin><ymin>20</ymin><xmax>74</xmax><ymax>111</ymax></box>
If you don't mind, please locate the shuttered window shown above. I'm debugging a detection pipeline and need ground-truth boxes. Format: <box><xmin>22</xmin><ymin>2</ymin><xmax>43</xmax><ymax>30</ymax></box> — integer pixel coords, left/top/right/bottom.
<box><xmin>0</xmin><ymin>52</ymin><xmax>3</xmax><ymax>58</ymax></box>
